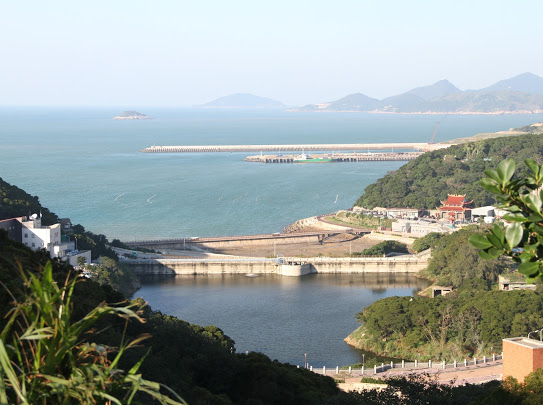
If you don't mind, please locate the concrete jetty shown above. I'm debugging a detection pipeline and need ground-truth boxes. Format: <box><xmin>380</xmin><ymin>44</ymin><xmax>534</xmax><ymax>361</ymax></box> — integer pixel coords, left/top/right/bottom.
<box><xmin>245</xmin><ymin>151</ymin><xmax>423</xmax><ymax>163</ymax></box>
<box><xmin>140</xmin><ymin>143</ymin><xmax>444</xmax><ymax>153</ymax></box>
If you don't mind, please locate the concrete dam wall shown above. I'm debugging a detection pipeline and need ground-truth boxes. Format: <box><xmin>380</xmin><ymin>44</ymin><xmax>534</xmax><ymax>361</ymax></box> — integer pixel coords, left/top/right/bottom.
<box><xmin>125</xmin><ymin>254</ymin><xmax>429</xmax><ymax>276</ymax></box>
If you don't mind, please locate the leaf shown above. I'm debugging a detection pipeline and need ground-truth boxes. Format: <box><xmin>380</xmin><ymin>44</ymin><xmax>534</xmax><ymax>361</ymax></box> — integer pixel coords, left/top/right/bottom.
<box><xmin>484</xmin><ymin>168</ymin><xmax>501</xmax><ymax>183</ymax></box>
<box><xmin>478</xmin><ymin>248</ymin><xmax>503</xmax><ymax>260</ymax></box>
<box><xmin>502</xmin><ymin>213</ymin><xmax>527</xmax><ymax>222</ymax></box>
<box><xmin>523</xmin><ymin>193</ymin><xmax>543</xmax><ymax>213</ymax></box>
<box><xmin>468</xmin><ymin>235</ymin><xmax>493</xmax><ymax>249</ymax></box>
<box><xmin>518</xmin><ymin>262</ymin><xmax>540</xmax><ymax>277</ymax></box>
<box><xmin>505</xmin><ymin>223</ymin><xmax>523</xmax><ymax>249</ymax></box>
<box><xmin>491</xmin><ymin>224</ymin><xmax>505</xmax><ymax>243</ymax></box>
<box><xmin>479</xmin><ymin>178</ymin><xmax>502</xmax><ymax>195</ymax></box>
<box><xmin>496</xmin><ymin>158</ymin><xmax>516</xmax><ymax>184</ymax></box>
<box><xmin>525</xmin><ymin>158</ymin><xmax>540</xmax><ymax>176</ymax></box>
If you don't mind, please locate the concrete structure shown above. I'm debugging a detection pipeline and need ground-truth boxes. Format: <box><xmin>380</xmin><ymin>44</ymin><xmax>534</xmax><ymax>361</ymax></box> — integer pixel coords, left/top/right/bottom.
<box><xmin>391</xmin><ymin>219</ymin><xmax>448</xmax><ymax>236</ymax></box>
<box><xmin>124</xmin><ymin>253</ymin><xmax>430</xmax><ymax>276</ymax></box>
<box><xmin>503</xmin><ymin>337</ymin><xmax>543</xmax><ymax>383</ymax></box>
<box><xmin>498</xmin><ymin>273</ymin><xmax>536</xmax><ymax>291</ymax></box>
<box><xmin>373</xmin><ymin>207</ymin><xmax>424</xmax><ymax>219</ymax></box>
<box><xmin>245</xmin><ymin>152</ymin><xmax>423</xmax><ymax>163</ymax></box>
<box><xmin>431</xmin><ymin>286</ymin><xmax>453</xmax><ymax>297</ymax></box>
<box><xmin>140</xmin><ymin>142</ymin><xmax>437</xmax><ymax>153</ymax></box>
<box><xmin>125</xmin><ymin>230</ymin><xmax>370</xmax><ymax>252</ymax></box>
<box><xmin>277</xmin><ymin>262</ymin><xmax>312</xmax><ymax>276</ymax></box>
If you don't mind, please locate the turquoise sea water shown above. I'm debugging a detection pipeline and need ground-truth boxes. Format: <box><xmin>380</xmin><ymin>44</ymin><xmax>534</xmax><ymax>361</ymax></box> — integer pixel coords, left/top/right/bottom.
<box><xmin>1</xmin><ymin>107</ymin><xmax>542</xmax><ymax>240</ymax></box>
<box><xmin>2</xmin><ymin>107</ymin><xmax>543</xmax><ymax>365</ymax></box>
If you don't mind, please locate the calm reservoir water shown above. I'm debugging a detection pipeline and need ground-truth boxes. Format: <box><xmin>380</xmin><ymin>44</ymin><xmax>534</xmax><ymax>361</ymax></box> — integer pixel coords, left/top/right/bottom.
<box><xmin>2</xmin><ymin>107</ymin><xmax>542</xmax><ymax>364</ymax></box>
<box><xmin>138</xmin><ymin>273</ymin><xmax>431</xmax><ymax>366</ymax></box>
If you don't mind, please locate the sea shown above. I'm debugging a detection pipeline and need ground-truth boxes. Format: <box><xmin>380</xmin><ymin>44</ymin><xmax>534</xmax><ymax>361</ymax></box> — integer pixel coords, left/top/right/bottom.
<box><xmin>2</xmin><ymin>107</ymin><xmax>542</xmax><ymax>365</ymax></box>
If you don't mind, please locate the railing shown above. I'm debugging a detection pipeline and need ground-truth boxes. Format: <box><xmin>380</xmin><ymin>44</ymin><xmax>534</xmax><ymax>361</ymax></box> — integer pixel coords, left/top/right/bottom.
<box><xmin>298</xmin><ymin>354</ymin><xmax>503</xmax><ymax>377</ymax></box>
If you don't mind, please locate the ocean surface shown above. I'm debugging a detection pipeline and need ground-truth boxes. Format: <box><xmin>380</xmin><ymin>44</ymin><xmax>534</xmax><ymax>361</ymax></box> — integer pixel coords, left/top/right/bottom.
<box><xmin>1</xmin><ymin>107</ymin><xmax>542</xmax><ymax>241</ymax></box>
<box><xmin>2</xmin><ymin>108</ymin><xmax>542</xmax><ymax>365</ymax></box>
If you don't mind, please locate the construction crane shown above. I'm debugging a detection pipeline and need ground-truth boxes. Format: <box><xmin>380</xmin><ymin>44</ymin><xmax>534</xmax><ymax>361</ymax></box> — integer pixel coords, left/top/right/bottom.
<box><xmin>425</xmin><ymin>115</ymin><xmax>447</xmax><ymax>151</ymax></box>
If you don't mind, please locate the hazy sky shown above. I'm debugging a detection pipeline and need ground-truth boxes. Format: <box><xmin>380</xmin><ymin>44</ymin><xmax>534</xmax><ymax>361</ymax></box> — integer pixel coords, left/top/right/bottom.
<box><xmin>1</xmin><ymin>0</ymin><xmax>542</xmax><ymax>106</ymax></box>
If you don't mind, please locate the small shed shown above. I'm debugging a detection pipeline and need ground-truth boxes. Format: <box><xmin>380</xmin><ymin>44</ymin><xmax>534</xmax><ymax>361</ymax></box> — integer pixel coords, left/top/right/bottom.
<box><xmin>431</xmin><ymin>286</ymin><xmax>453</xmax><ymax>298</ymax></box>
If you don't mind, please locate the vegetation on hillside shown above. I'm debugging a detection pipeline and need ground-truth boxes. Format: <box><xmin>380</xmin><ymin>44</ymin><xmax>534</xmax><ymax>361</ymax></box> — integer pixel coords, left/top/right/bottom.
<box><xmin>354</xmin><ymin>240</ymin><xmax>408</xmax><ymax>256</ymax></box>
<box><xmin>354</xmin><ymin>133</ymin><xmax>543</xmax><ymax>209</ymax></box>
<box><xmin>330</xmin><ymin>211</ymin><xmax>393</xmax><ymax>229</ymax></box>
<box><xmin>0</xmin><ymin>177</ymin><xmax>59</xmax><ymax>225</ymax></box>
<box><xmin>421</xmin><ymin>227</ymin><xmax>512</xmax><ymax>287</ymax></box>
<box><xmin>351</xmin><ymin>287</ymin><xmax>543</xmax><ymax>362</ymax></box>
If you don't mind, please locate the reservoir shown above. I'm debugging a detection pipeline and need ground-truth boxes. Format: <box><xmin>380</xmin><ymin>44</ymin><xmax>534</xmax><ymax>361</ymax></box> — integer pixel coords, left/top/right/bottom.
<box><xmin>136</xmin><ymin>273</ymin><xmax>432</xmax><ymax>367</ymax></box>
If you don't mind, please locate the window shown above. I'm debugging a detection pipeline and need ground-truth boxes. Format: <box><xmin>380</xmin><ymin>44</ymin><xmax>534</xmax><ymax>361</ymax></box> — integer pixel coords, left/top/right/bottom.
<box><xmin>24</xmin><ymin>233</ymin><xmax>28</xmax><ymax>238</ymax></box>
<box><xmin>31</xmin><ymin>234</ymin><xmax>35</xmax><ymax>238</ymax></box>
<box><xmin>31</xmin><ymin>243</ymin><xmax>35</xmax><ymax>248</ymax></box>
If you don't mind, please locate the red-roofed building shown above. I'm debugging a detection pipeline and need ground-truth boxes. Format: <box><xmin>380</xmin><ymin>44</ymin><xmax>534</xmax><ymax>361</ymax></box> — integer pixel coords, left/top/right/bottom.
<box><xmin>437</xmin><ymin>194</ymin><xmax>472</xmax><ymax>223</ymax></box>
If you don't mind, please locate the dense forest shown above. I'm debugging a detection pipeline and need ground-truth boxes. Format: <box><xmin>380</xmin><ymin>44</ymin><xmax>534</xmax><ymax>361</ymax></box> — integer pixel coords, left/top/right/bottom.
<box><xmin>354</xmin><ymin>133</ymin><xmax>543</xmax><ymax>209</ymax></box>
<box><xmin>348</xmin><ymin>228</ymin><xmax>522</xmax><ymax>361</ymax></box>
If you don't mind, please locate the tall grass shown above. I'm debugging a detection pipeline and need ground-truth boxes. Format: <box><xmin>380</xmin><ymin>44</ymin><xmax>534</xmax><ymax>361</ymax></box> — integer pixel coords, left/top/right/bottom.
<box><xmin>0</xmin><ymin>262</ymin><xmax>185</xmax><ymax>404</ymax></box>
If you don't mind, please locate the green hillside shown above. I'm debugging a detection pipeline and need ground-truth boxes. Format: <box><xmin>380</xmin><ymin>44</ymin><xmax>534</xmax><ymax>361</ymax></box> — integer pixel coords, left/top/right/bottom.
<box><xmin>354</xmin><ymin>133</ymin><xmax>543</xmax><ymax>209</ymax></box>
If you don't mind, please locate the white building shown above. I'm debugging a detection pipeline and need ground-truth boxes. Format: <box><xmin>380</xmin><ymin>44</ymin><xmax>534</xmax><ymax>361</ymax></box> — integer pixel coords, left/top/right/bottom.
<box><xmin>21</xmin><ymin>215</ymin><xmax>61</xmax><ymax>259</ymax></box>
<box><xmin>0</xmin><ymin>214</ymin><xmax>91</xmax><ymax>265</ymax></box>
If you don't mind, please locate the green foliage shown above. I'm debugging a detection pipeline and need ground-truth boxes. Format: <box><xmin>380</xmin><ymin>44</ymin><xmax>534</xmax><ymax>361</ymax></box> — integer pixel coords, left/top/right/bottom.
<box><xmin>0</xmin><ymin>177</ymin><xmax>59</xmax><ymax>225</ymax></box>
<box><xmin>0</xmin><ymin>262</ymin><xmax>185</xmax><ymax>404</ymax></box>
<box><xmin>354</xmin><ymin>289</ymin><xmax>543</xmax><ymax>361</ymax></box>
<box><xmin>468</xmin><ymin>158</ymin><xmax>543</xmax><ymax>281</ymax></box>
<box><xmin>355</xmin><ymin>240</ymin><xmax>408</xmax><ymax>256</ymax></box>
<box><xmin>412</xmin><ymin>232</ymin><xmax>444</xmax><ymax>253</ymax></box>
<box><xmin>331</xmin><ymin>212</ymin><xmax>392</xmax><ymax>229</ymax></box>
<box><xmin>354</xmin><ymin>133</ymin><xmax>543</xmax><ymax>209</ymax></box>
<box><xmin>424</xmin><ymin>227</ymin><xmax>512</xmax><ymax>287</ymax></box>
<box><xmin>88</xmin><ymin>257</ymin><xmax>141</xmax><ymax>297</ymax></box>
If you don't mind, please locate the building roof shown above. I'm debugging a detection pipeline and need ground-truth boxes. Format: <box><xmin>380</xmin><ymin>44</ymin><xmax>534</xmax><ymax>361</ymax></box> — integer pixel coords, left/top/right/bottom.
<box><xmin>438</xmin><ymin>206</ymin><xmax>470</xmax><ymax>212</ymax></box>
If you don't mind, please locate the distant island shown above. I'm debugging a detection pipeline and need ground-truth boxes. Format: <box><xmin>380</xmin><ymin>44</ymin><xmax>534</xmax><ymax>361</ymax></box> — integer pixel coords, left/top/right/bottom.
<box><xmin>290</xmin><ymin>72</ymin><xmax>543</xmax><ymax>114</ymax></box>
<box><xmin>198</xmin><ymin>93</ymin><xmax>286</xmax><ymax>109</ymax></box>
<box><xmin>113</xmin><ymin>111</ymin><xmax>152</xmax><ymax>120</ymax></box>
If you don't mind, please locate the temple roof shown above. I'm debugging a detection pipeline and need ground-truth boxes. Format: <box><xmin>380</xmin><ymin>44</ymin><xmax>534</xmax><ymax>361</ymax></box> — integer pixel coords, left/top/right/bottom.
<box><xmin>439</xmin><ymin>194</ymin><xmax>473</xmax><ymax>208</ymax></box>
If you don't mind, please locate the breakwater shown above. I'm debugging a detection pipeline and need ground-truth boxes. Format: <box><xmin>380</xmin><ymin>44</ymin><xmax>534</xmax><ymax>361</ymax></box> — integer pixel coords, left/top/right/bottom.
<box><xmin>140</xmin><ymin>142</ymin><xmax>439</xmax><ymax>153</ymax></box>
<box><xmin>125</xmin><ymin>230</ymin><xmax>370</xmax><ymax>250</ymax></box>
<box><xmin>245</xmin><ymin>151</ymin><xmax>423</xmax><ymax>163</ymax></box>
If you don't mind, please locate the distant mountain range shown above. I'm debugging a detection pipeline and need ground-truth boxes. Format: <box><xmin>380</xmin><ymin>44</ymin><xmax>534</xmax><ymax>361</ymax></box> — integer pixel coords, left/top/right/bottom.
<box><xmin>198</xmin><ymin>93</ymin><xmax>285</xmax><ymax>109</ymax></box>
<box><xmin>291</xmin><ymin>73</ymin><xmax>543</xmax><ymax>114</ymax></box>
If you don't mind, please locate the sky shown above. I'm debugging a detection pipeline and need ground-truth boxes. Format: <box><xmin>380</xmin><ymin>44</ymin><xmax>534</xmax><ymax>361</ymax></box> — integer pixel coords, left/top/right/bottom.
<box><xmin>1</xmin><ymin>0</ymin><xmax>542</xmax><ymax>107</ymax></box>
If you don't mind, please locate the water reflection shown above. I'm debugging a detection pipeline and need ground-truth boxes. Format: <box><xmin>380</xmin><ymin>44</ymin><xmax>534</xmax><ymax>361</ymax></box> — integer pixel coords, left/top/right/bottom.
<box><xmin>136</xmin><ymin>273</ymin><xmax>431</xmax><ymax>367</ymax></box>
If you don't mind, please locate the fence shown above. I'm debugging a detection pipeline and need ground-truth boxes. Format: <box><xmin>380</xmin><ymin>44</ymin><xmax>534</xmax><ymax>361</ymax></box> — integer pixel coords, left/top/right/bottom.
<box><xmin>299</xmin><ymin>354</ymin><xmax>503</xmax><ymax>377</ymax></box>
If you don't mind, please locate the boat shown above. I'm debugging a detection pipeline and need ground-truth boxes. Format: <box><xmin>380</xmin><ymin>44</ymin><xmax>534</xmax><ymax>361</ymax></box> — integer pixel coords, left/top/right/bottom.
<box><xmin>293</xmin><ymin>153</ymin><xmax>337</xmax><ymax>163</ymax></box>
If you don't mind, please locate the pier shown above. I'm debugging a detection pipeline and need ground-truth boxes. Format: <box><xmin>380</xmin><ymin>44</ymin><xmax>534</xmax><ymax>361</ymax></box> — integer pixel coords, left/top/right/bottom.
<box><xmin>244</xmin><ymin>151</ymin><xmax>423</xmax><ymax>163</ymax></box>
<box><xmin>140</xmin><ymin>142</ymin><xmax>447</xmax><ymax>153</ymax></box>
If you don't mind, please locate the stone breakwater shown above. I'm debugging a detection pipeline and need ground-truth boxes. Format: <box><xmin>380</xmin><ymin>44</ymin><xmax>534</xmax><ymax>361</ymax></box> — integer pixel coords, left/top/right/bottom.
<box><xmin>140</xmin><ymin>142</ymin><xmax>437</xmax><ymax>153</ymax></box>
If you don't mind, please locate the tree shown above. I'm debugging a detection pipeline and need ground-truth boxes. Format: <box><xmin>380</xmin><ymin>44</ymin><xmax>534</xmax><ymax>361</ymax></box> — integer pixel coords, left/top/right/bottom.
<box><xmin>76</xmin><ymin>255</ymin><xmax>87</xmax><ymax>268</ymax></box>
<box><xmin>468</xmin><ymin>158</ymin><xmax>543</xmax><ymax>281</ymax></box>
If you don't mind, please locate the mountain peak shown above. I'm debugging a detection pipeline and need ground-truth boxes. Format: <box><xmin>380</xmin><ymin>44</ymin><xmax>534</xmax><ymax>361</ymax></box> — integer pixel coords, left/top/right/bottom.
<box><xmin>405</xmin><ymin>79</ymin><xmax>460</xmax><ymax>100</ymax></box>
<box><xmin>481</xmin><ymin>72</ymin><xmax>543</xmax><ymax>95</ymax></box>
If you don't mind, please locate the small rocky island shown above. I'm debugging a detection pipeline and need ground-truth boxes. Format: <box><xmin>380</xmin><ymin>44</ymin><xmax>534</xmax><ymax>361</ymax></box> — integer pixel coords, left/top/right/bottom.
<box><xmin>113</xmin><ymin>111</ymin><xmax>152</xmax><ymax>120</ymax></box>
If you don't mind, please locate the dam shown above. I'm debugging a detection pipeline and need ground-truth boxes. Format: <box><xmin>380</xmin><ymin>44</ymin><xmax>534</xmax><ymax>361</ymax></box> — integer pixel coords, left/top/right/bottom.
<box><xmin>139</xmin><ymin>142</ymin><xmax>447</xmax><ymax>153</ymax></box>
<box><xmin>124</xmin><ymin>253</ymin><xmax>430</xmax><ymax>276</ymax></box>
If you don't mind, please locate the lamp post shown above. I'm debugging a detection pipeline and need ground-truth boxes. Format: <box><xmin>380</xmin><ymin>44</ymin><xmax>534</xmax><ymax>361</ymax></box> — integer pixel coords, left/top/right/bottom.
<box><xmin>304</xmin><ymin>353</ymin><xmax>307</xmax><ymax>369</ymax></box>
<box><xmin>362</xmin><ymin>353</ymin><xmax>365</xmax><ymax>368</ymax></box>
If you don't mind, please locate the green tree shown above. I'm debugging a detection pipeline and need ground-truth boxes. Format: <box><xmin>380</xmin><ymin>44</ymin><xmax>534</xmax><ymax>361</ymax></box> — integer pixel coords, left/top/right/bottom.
<box><xmin>468</xmin><ymin>158</ymin><xmax>543</xmax><ymax>280</ymax></box>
